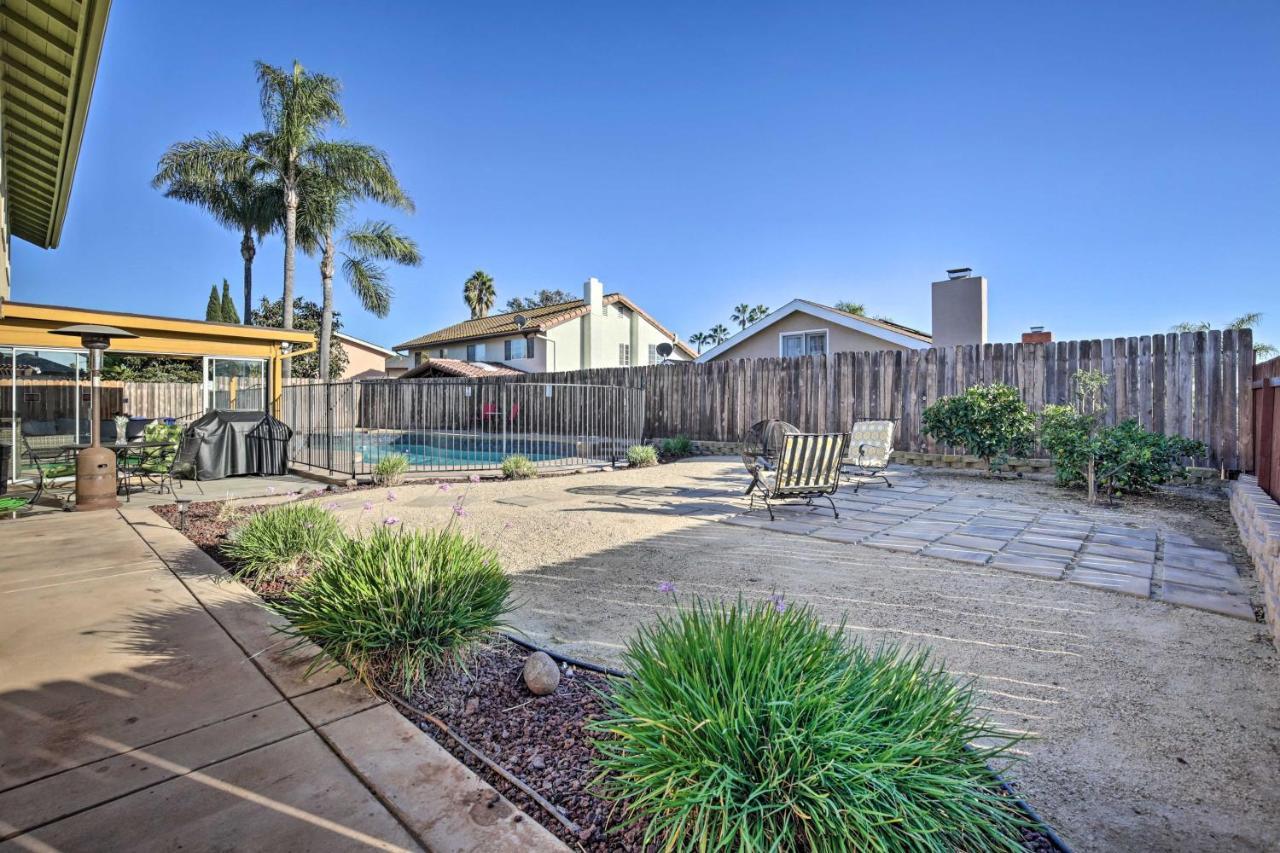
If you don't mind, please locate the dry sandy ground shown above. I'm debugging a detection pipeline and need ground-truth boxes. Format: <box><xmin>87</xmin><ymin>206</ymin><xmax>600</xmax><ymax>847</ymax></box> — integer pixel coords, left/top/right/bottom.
<box><xmin>321</xmin><ymin>459</ymin><xmax>1280</xmax><ymax>853</ymax></box>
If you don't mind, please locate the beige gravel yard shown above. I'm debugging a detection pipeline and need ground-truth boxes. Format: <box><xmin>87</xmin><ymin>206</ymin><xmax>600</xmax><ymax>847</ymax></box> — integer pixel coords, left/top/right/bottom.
<box><xmin>325</xmin><ymin>458</ymin><xmax>1280</xmax><ymax>853</ymax></box>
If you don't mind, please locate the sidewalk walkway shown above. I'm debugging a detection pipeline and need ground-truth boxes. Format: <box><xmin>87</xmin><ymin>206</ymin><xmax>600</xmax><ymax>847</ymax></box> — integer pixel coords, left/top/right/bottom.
<box><xmin>0</xmin><ymin>507</ymin><xmax>564</xmax><ymax>852</ymax></box>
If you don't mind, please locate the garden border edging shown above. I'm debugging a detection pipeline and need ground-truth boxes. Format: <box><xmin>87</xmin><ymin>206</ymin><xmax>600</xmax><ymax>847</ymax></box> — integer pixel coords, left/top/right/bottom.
<box><xmin>120</xmin><ymin>505</ymin><xmax>568</xmax><ymax>853</ymax></box>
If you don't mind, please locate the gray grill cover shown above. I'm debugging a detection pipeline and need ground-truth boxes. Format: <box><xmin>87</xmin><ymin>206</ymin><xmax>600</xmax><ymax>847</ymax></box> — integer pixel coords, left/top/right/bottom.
<box><xmin>186</xmin><ymin>410</ymin><xmax>293</xmax><ymax>480</ymax></box>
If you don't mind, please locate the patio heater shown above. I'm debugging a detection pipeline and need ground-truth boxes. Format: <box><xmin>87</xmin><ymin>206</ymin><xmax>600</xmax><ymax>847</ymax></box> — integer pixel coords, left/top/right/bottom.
<box><xmin>49</xmin><ymin>324</ymin><xmax>138</xmax><ymax>511</ymax></box>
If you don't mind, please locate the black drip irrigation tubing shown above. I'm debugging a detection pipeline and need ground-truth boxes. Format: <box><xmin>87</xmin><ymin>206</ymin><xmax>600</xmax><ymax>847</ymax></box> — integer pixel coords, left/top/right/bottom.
<box><xmin>501</xmin><ymin>632</ymin><xmax>1075</xmax><ymax>853</ymax></box>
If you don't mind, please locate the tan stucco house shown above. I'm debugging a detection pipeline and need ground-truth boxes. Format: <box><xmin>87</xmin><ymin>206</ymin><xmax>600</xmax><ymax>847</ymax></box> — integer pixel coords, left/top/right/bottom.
<box><xmin>696</xmin><ymin>299</ymin><xmax>932</xmax><ymax>362</ymax></box>
<box><xmin>395</xmin><ymin>278</ymin><xmax>694</xmax><ymax>374</ymax></box>
<box><xmin>333</xmin><ymin>332</ymin><xmax>400</xmax><ymax>380</ymax></box>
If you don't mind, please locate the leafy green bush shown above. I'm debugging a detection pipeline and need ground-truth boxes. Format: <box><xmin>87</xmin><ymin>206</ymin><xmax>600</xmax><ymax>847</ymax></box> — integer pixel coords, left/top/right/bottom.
<box><xmin>922</xmin><ymin>384</ymin><xmax>1035</xmax><ymax>471</ymax></box>
<box><xmin>275</xmin><ymin>526</ymin><xmax>511</xmax><ymax>692</ymax></box>
<box><xmin>222</xmin><ymin>503</ymin><xmax>345</xmax><ymax>580</ymax></box>
<box><xmin>592</xmin><ymin>597</ymin><xmax>1026</xmax><ymax>852</ymax></box>
<box><xmin>500</xmin><ymin>454</ymin><xmax>537</xmax><ymax>479</ymax></box>
<box><xmin>143</xmin><ymin>420</ymin><xmax>183</xmax><ymax>445</ymax></box>
<box><xmin>660</xmin><ymin>435</ymin><xmax>693</xmax><ymax>458</ymax></box>
<box><xmin>626</xmin><ymin>444</ymin><xmax>658</xmax><ymax>467</ymax></box>
<box><xmin>371</xmin><ymin>452</ymin><xmax>410</xmax><ymax>486</ymax></box>
<box><xmin>1042</xmin><ymin>408</ymin><xmax>1205</xmax><ymax>496</ymax></box>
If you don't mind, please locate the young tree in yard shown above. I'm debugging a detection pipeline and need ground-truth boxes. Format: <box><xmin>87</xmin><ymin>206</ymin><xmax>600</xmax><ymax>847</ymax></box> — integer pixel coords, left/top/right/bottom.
<box><xmin>220</xmin><ymin>279</ymin><xmax>240</xmax><ymax>323</ymax></box>
<box><xmin>504</xmin><ymin>289</ymin><xmax>575</xmax><ymax>312</ymax></box>
<box><xmin>153</xmin><ymin>133</ymin><xmax>278</xmax><ymax>325</ymax></box>
<box><xmin>463</xmin><ymin>270</ymin><xmax>496</xmax><ymax>318</ymax></box>
<box><xmin>205</xmin><ymin>284</ymin><xmax>224</xmax><ymax>322</ymax></box>
<box><xmin>922</xmin><ymin>383</ymin><xmax>1036</xmax><ymax>473</ymax></box>
<box><xmin>252</xmin><ymin>297</ymin><xmax>349</xmax><ymax>378</ymax></box>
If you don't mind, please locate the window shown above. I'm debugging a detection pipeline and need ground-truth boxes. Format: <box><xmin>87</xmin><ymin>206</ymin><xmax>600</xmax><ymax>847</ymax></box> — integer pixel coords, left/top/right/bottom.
<box><xmin>414</xmin><ymin>351</ymin><xmax>425</xmax><ymax>365</ymax></box>
<box><xmin>619</xmin><ymin>343</ymin><xmax>631</xmax><ymax>366</ymax></box>
<box><xmin>437</xmin><ymin>349</ymin><xmax>445</xmax><ymax>358</ymax></box>
<box><xmin>465</xmin><ymin>343</ymin><xmax>479</xmax><ymax>361</ymax></box>
<box><xmin>504</xmin><ymin>338</ymin><xmax>535</xmax><ymax>360</ymax></box>
<box><xmin>780</xmin><ymin>330</ymin><xmax>827</xmax><ymax>357</ymax></box>
<box><xmin>648</xmin><ymin>343</ymin><xmax>658</xmax><ymax>364</ymax></box>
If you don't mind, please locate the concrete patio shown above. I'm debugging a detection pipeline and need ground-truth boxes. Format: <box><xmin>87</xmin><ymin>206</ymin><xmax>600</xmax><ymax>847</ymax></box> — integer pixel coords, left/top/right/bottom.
<box><xmin>0</xmin><ymin>489</ymin><xmax>563</xmax><ymax>852</ymax></box>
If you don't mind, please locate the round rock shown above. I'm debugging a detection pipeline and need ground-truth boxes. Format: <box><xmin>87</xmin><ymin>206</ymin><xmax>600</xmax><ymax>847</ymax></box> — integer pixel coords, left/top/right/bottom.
<box><xmin>522</xmin><ymin>651</ymin><xmax>561</xmax><ymax>696</ymax></box>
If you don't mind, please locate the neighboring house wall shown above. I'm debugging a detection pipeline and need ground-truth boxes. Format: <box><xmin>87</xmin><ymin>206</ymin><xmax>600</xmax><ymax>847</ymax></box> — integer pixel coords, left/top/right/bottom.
<box><xmin>338</xmin><ymin>340</ymin><xmax>390</xmax><ymax>380</ymax></box>
<box><xmin>712</xmin><ymin>310</ymin><xmax>914</xmax><ymax>361</ymax></box>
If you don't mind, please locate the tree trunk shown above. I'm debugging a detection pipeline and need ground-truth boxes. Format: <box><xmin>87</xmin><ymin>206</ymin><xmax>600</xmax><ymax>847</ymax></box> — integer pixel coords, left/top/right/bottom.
<box><xmin>241</xmin><ymin>228</ymin><xmax>255</xmax><ymax>325</ymax></box>
<box><xmin>318</xmin><ymin>231</ymin><xmax>336</xmax><ymax>381</ymax></box>
<box><xmin>281</xmin><ymin>168</ymin><xmax>298</xmax><ymax>380</ymax></box>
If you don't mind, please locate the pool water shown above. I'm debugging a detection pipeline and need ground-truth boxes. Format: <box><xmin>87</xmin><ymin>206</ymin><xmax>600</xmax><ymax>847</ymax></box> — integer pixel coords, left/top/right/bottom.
<box><xmin>356</xmin><ymin>433</ymin><xmax>565</xmax><ymax>468</ymax></box>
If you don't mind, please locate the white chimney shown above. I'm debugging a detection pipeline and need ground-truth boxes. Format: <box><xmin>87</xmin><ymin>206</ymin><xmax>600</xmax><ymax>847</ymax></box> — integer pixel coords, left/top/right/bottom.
<box><xmin>582</xmin><ymin>277</ymin><xmax>605</xmax><ymax>367</ymax></box>
<box><xmin>931</xmin><ymin>269</ymin><xmax>987</xmax><ymax>348</ymax></box>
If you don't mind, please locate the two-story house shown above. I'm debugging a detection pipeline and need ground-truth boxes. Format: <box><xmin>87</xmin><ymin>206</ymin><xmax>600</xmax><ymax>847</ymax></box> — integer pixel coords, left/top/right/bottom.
<box><xmin>395</xmin><ymin>278</ymin><xmax>694</xmax><ymax>376</ymax></box>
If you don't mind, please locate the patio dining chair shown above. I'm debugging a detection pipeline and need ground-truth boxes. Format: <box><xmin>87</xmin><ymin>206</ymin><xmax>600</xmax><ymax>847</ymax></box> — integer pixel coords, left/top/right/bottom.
<box><xmin>13</xmin><ymin>434</ymin><xmax>76</xmax><ymax>509</ymax></box>
<box><xmin>744</xmin><ymin>431</ymin><xmax>849</xmax><ymax>520</ymax></box>
<box><xmin>842</xmin><ymin>419</ymin><xmax>895</xmax><ymax>492</ymax></box>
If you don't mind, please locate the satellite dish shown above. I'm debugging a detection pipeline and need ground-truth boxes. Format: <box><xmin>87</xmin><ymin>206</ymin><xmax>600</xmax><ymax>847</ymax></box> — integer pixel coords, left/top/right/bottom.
<box><xmin>656</xmin><ymin>342</ymin><xmax>674</xmax><ymax>358</ymax></box>
<box><xmin>514</xmin><ymin>314</ymin><xmax>529</xmax><ymax>329</ymax></box>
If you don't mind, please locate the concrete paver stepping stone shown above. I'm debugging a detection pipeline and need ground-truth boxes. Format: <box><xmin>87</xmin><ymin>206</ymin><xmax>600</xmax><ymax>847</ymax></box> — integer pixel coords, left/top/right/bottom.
<box><xmin>921</xmin><ymin>545</ymin><xmax>993</xmax><ymax>565</ymax></box>
<box><xmin>1067</xmin><ymin>568</ymin><xmax>1152</xmax><ymax>597</ymax></box>
<box><xmin>1162</xmin><ymin>544</ymin><xmax>1232</xmax><ymax>562</ymax></box>
<box><xmin>1096</xmin><ymin>524</ymin><xmax>1157</xmax><ymax>539</ymax></box>
<box><xmin>1017</xmin><ymin>533</ymin><xmax>1086</xmax><ymax>552</ymax></box>
<box><xmin>1158</xmin><ymin>583</ymin><xmax>1256</xmax><ymax>620</ymax></box>
<box><xmin>1077</xmin><ymin>557</ymin><xmax>1154</xmax><ymax>578</ymax></box>
<box><xmin>762</xmin><ymin>519</ymin><xmax>823</xmax><ymax>535</ymax></box>
<box><xmin>1025</xmin><ymin>525</ymin><xmax>1090</xmax><ymax>541</ymax></box>
<box><xmin>1004</xmin><ymin>540</ymin><xmax>1079</xmax><ymax>559</ymax></box>
<box><xmin>1160</xmin><ymin>554</ymin><xmax>1239</xmax><ymax>576</ymax></box>
<box><xmin>810</xmin><ymin>527</ymin><xmax>871</xmax><ymax>544</ymax></box>
<box><xmin>939</xmin><ymin>533</ymin><xmax>1006</xmax><ymax>552</ymax></box>
<box><xmin>891</xmin><ymin>527</ymin><xmax>950</xmax><ymax>542</ymax></box>
<box><xmin>959</xmin><ymin>524</ymin><xmax>1023</xmax><ymax>538</ymax></box>
<box><xmin>990</xmin><ymin>553</ymin><xmax>1069</xmax><ymax>578</ymax></box>
<box><xmin>1161</xmin><ymin>566</ymin><xmax>1244</xmax><ymax>593</ymax></box>
<box><xmin>1091</xmin><ymin>533</ymin><xmax>1160</xmax><ymax>550</ymax></box>
<box><xmin>862</xmin><ymin>534</ymin><xmax>926</xmax><ymax>553</ymax></box>
<box><xmin>1083</xmin><ymin>543</ymin><xmax>1156</xmax><ymax>562</ymax></box>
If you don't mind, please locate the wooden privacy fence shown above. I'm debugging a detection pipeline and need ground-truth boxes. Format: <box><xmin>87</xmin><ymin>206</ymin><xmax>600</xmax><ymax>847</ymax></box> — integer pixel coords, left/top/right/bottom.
<box><xmin>426</xmin><ymin>330</ymin><xmax>1254</xmax><ymax>472</ymax></box>
<box><xmin>1254</xmin><ymin>356</ymin><xmax>1280</xmax><ymax>501</ymax></box>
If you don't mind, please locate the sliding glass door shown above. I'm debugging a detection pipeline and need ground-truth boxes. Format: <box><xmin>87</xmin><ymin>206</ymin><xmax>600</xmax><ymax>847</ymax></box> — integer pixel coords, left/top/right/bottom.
<box><xmin>0</xmin><ymin>347</ymin><xmax>88</xmax><ymax>484</ymax></box>
<box><xmin>204</xmin><ymin>357</ymin><xmax>267</xmax><ymax>412</ymax></box>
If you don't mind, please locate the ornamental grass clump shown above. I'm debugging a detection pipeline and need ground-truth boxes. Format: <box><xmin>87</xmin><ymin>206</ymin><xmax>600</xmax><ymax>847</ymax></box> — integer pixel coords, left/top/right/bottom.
<box><xmin>501</xmin><ymin>454</ymin><xmax>537</xmax><ymax>479</ymax></box>
<box><xmin>592</xmin><ymin>597</ymin><xmax>1027</xmax><ymax>852</ymax></box>
<box><xmin>626</xmin><ymin>444</ymin><xmax>659</xmax><ymax>467</ymax></box>
<box><xmin>372</xmin><ymin>452</ymin><xmax>410</xmax><ymax>485</ymax></box>
<box><xmin>274</xmin><ymin>526</ymin><xmax>511</xmax><ymax>693</ymax></box>
<box><xmin>222</xmin><ymin>502</ymin><xmax>345</xmax><ymax>580</ymax></box>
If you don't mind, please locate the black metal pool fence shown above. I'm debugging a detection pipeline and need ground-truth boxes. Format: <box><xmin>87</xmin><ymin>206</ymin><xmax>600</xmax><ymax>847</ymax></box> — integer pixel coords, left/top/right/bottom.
<box><xmin>277</xmin><ymin>379</ymin><xmax>646</xmax><ymax>477</ymax></box>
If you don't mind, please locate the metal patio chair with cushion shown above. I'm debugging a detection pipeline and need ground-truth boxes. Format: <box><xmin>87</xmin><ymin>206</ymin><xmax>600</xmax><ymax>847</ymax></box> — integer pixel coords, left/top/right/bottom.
<box><xmin>843</xmin><ymin>419</ymin><xmax>895</xmax><ymax>492</ymax></box>
<box><xmin>11</xmin><ymin>434</ymin><xmax>77</xmax><ymax>509</ymax></box>
<box><xmin>744</xmin><ymin>431</ymin><xmax>850</xmax><ymax>520</ymax></box>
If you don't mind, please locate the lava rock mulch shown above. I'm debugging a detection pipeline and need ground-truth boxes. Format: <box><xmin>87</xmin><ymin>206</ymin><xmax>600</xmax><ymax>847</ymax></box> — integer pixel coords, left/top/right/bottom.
<box><xmin>154</xmin><ymin>497</ymin><xmax>1064</xmax><ymax>853</ymax></box>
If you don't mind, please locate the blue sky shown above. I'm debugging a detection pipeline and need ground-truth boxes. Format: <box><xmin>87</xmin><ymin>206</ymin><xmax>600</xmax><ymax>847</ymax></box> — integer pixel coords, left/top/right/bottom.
<box><xmin>12</xmin><ymin>1</ymin><xmax>1279</xmax><ymax>348</ymax></box>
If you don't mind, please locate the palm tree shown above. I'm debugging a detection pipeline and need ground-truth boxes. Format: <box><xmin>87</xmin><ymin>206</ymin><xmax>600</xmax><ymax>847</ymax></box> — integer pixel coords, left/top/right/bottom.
<box><xmin>295</xmin><ymin>162</ymin><xmax>418</xmax><ymax>377</ymax></box>
<box><xmin>747</xmin><ymin>304</ymin><xmax>770</xmax><ymax>324</ymax></box>
<box><xmin>153</xmin><ymin>133</ymin><xmax>278</xmax><ymax>324</ymax></box>
<box><xmin>463</xmin><ymin>270</ymin><xmax>496</xmax><ymax>319</ymax></box>
<box><xmin>688</xmin><ymin>331</ymin><xmax>708</xmax><ymax>354</ymax></box>
<box><xmin>708</xmin><ymin>324</ymin><xmax>730</xmax><ymax>345</ymax></box>
<box><xmin>1172</xmin><ymin>312</ymin><xmax>1276</xmax><ymax>358</ymax></box>
<box><xmin>834</xmin><ymin>301</ymin><xmax>866</xmax><ymax>315</ymax></box>
<box><xmin>731</xmin><ymin>303</ymin><xmax>752</xmax><ymax>329</ymax></box>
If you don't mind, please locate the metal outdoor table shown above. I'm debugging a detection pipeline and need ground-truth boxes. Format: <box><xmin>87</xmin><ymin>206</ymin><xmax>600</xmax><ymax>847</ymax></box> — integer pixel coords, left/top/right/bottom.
<box><xmin>63</xmin><ymin>441</ymin><xmax>174</xmax><ymax>496</ymax></box>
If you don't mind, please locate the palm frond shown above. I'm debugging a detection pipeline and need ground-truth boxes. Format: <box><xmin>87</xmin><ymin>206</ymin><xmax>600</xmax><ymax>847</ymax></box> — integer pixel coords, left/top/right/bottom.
<box><xmin>1170</xmin><ymin>321</ymin><xmax>1211</xmax><ymax>333</ymax></box>
<box><xmin>1228</xmin><ymin>312</ymin><xmax>1263</xmax><ymax>330</ymax></box>
<box><xmin>341</xmin><ymin>255</ymin><xmax>393</xmax><ymax>317</ymax></box>
<box><xmin>307</xmin><ymin>141</ymin><xmax>413</xmax><ymax>212</ymax></box>
<box><xmin>255</xmin><ymin>60</ymin><xmax>344</xmax><ymax>159</ymax></box>
<box><xmin>343</xmin><ymin>221</ymin><xmax>422</xmax><ymax>266</ymax></box>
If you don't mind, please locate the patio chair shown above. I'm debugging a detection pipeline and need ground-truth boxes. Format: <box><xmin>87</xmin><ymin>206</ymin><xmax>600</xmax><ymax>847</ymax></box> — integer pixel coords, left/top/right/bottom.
<box><xmin>13</xmin><ymin>434</ymin><xmax>76</xmax><ymax>509</ymax></box>
<box><xmin>842</xmin><ymin>419</ymin><xmax>895</xmax><ymax>492</ymax></box>
<box><xmin>744</xmin><ymin>431</ymin><xmax>850</xmax><ymax>520</ymax></box>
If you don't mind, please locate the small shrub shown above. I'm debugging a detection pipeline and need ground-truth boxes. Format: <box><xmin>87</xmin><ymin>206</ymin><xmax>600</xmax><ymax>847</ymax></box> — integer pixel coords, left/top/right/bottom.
<box><xmin>626</xmin><ymin>444</ymin><xmax>658</xmax><ymax>467</ymax></box>
<box><xmin>1042</xmin><ymin>408</ymin><xmax>1205</xmax><ymax>497</ymax></box>
<box><xmin>372</xmin><ymin>452</ymin><xmax>410</xmax><ymax>486</ymax></box>
<box><xmin>274</xmin><ymin>526</ymin><xmax>511</xmax><ymax>692</ymax></box>
<box><xmin>222</xmin><ymin>503</ymin><xmax>345</xmax><ymax>580</ymax></box>
<box><xmin>144</xmin><ymin>420</ymin><xmax>183</xmax><ymax>445</ymax></box>
<box><xmin>592</xmin><ymin>597</ymin><xmax>1026</xmax><ymax>852</ymax></box>
<box><xmin>922</xmin><ymin>383</ymin><xmax>1035</xmax><ymax>472</ymax></box>
<box><xmin>501</xmin><ymin>454</ymin><xmax>537</xmax><ymax>479</ymax></box>
<box><xmin>660</xmin><ymin>435</ymin><xmax>693</xmax><ymax>458</ymax></box>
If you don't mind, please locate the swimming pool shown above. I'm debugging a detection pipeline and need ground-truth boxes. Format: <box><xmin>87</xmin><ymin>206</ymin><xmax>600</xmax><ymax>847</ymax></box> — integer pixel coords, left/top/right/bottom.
<box><xmin>355</xmin><ymin>431</ymin><xmax>576</xmax><ymax>468</ymax></box>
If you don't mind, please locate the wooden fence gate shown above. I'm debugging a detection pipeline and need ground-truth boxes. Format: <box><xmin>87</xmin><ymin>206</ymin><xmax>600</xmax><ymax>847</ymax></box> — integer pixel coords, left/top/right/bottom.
<box><xmin>1254</xmin><ymin>356</ymin><xmax>1280</xmax><ymax>501</ymax></box>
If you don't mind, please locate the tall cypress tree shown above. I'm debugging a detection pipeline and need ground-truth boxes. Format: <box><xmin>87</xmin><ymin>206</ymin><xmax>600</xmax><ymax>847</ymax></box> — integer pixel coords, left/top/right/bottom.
<box><xmin>205</xmin><ymin>284</ymin><xmax>223</xmax><ymax>322</ymax></box>
<box><xmin>220</xmin><ymin>279</ymin><xmax>240</xmax><ymax>323</ymax></box>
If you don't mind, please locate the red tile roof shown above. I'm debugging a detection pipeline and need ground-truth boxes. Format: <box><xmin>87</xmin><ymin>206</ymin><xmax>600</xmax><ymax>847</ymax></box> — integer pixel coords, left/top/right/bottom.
<box><xmin>399</xmin><ymin>358</ymin><xmax>524</xmax><ymax>379</ymax></box>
